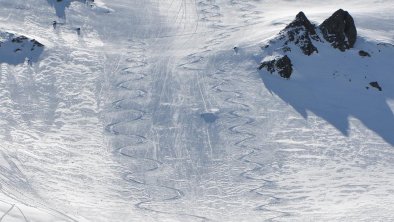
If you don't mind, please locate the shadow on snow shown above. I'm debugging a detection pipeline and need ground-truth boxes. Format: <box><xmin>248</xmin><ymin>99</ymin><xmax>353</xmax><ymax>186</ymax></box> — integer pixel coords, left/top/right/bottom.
<box><xmin>261</xmin><ymin>73</ymin><xmax>394</xmax><ymax>145</ymax></box>
<box><xmin>46</xmin><ymin>0</ymin><xmax>88</xmax><ymax>18</ymax></box>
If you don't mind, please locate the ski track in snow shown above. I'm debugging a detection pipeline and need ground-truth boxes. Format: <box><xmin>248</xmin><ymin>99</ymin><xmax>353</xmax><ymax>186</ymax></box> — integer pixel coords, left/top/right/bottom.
<box><xmin>0</xmin><ymin>0</ymin><xmax>394</xmax><ymax>221</ymax></box>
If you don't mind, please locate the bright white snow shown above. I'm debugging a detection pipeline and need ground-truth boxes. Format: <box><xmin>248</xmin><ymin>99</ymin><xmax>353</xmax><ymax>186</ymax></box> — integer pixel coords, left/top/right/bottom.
<box><xmin>0</xmin><ymin>0</ymin><xmax>393</xmax><ymax>221</ymax></box>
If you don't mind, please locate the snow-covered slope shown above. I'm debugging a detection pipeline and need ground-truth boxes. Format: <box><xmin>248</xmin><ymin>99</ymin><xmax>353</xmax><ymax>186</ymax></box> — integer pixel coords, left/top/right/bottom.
<box><xmin>0</xmin><ymin>0</ymin><xmax>393</xmax><ymax>221</ymax></box>
<box><xmin>0</xmin><ymin>32</ymin><xmax>43</xmax><ymax>65</ymax></box>
<box><xmin>258</xmin><ymin>9</ymin><xmax>394</xmax><ymax>145</ymax></box>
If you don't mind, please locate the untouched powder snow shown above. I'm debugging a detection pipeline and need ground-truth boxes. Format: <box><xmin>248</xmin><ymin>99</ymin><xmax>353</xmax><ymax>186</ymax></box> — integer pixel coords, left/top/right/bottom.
<box><xmin>0</xmin><ymin>0</ymin><xmax>393</xmax><ymax>221</ymax></box>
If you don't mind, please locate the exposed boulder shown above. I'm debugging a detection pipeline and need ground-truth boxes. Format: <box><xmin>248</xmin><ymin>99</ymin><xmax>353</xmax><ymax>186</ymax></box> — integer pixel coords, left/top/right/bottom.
<box><xmin>369</xmin><ymin>81</ymin><xmax>382</xmax><ymax>91</ymax></box>
<box><xmin>259</xmin><ymin>55</ymin><xmax>293</xmax><ymax>79</ymax></box>
<box><xmin>359</xmin><ymin>50</ymin><xmax>371</xmax><ymax>57</ymax></box>
<box><xmin>319</xmin><ymin>9</ymin><xmax>357</xmax><ymax>51</ymax></box>
<box><xmin>279</xmin><ymin>12</ymin><xmax>321</xmax><ymax>55</ymax></box>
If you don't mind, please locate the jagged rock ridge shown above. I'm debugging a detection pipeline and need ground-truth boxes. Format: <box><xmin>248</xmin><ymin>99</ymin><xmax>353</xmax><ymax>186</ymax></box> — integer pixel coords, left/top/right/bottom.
<box><xmin>320</xmin><ymin>9</ymin><xmax>357</xmax><ymax>51</ymax></box>
<box><xmin>260</xmin><ymin>9</ymin><xmax>358</xmax><ymax>79</ymax></box>
<box><xmin>279</xmin><ymin>11</ymin><xmax>321</xmax><ymax>56</ymax></box>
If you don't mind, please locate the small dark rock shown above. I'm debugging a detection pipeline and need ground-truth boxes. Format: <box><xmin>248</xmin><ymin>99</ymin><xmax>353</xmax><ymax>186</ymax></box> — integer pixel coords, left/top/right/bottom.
<box><xmin>319</xmin><ymin>9</ymin><xmax>357</xmax><ymax>51</ymax></box>
<box><xmin>369</xmin><ymin>81</ymin><xmax>382</xmax><ymax>91</ymax></box>
<box><xmin>233</xmin><ymin>46</ymin><xmax>239</xmax><ymax>53</ymax></box>
<box><xmin>359</xmin><ymin>50</ymin><xmax>371</xmax><ymax>57</ymax></box>
<box><xmin>259</xmin><ymin>55</ymin><xmax>293</xmax><ymax>79</ymax></box>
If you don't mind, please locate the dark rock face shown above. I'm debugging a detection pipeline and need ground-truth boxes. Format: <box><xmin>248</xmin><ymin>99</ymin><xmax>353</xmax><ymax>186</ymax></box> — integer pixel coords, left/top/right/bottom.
<box><xmin>259</xmin><ymin>9</ymin><xmax>360</xmax><ymax>80</ymax></box>
<box><xmin>369</xmin><ymin>82</ymin><xmax>382</xmax><ymax>91</ymax></box>
<box><xmin>359</xmin><ymin>50</ymin><xmax>371</xmax><ymax>57</ymax></box>
<box><xmin>259</xmin><ymin>55</ymin><xmax>293</xmax><ymax>79</ymax></box>
<box><xmin>276</xmin><ymin>56</ymin><xmax>293</xmax><ymax>78</ymax></box>
<box><xmin>279</xmin><ymin>12</ymin><xmax>321</xmax><ymax>55</ymax></box>
<box><xmin>319</xmin><ymin>9</ymin><xmax>357</xmax><ymax>51</ymax></box>
<box><xmin>259</xmin><ymin>59</ymin><xmax>276</xmax><ymax>73</ymax></box>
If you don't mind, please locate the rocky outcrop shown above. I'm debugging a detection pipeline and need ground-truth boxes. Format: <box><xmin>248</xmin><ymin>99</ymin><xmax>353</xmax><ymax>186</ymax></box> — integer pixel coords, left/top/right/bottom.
<box><xmin>0</xmin><ymin>32</ymin><xmax>44</xmax><ymax>64</ymax></box>
<box><xmin>369</xmin><ymin>82</ymin><xmax>382</xmax><ymax>91</ymax></box>
<box><xmin>260</xmin><ymin>9</ymin><xmax>361</xmax><ymax>79</ymax></box>
<box><xmin>319</xmin><ymin>9</ymin><xmax>357</xmax><ymax>51</ymax></box>
<box><xmin>359</xmin><ymin>50</ymin><xmax>371</xmax><ymax>57</ymax></box>
<box><xmin>279</xmin><ymin>12</ymin><xmax>321</xmax><ymax>55</ymax></box>
<box><xmin>259</xmin><ymin>55</ymin><xmax>293</xmax><ymax>79</ymax></box>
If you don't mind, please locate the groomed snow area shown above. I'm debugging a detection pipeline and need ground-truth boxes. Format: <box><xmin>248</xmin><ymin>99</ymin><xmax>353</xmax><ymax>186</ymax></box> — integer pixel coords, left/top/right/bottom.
<box><xmin>0</xmin><ymin>0</ymin><xmax>393</xmax><ymax>221</ymax></box>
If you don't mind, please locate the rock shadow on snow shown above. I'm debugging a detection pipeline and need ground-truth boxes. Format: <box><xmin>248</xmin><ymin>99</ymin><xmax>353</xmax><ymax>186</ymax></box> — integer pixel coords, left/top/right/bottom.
<box><xmin>201</xmin><ymin>112</ymin><xmax>219</xmax><ymax>123</ymax></box>
<box><xmin>258</xmin><ymin>10</ymin><xmax>394</xmax><ymax>145</ymax></box>
<box><xmin>46</xmin><ymin>0</ymin><xmax>89</xmax><ymax>18</ymax></box>
<box><xmin>261</xmin><ymin>73</ymin><xmax>394</xmax><ymax>145</ymax></box>
<box><xmin>259</xmin><ymin>50</ymin><xmax>394</xmax><ymax>146</ymax></box>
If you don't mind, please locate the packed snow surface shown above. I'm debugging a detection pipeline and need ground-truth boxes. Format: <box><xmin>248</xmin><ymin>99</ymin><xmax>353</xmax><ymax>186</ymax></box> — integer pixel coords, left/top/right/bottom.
<box><xmin>0</xmin><ymin>0</ymin><xmax>393</xmax><ymax>221</ymax></box>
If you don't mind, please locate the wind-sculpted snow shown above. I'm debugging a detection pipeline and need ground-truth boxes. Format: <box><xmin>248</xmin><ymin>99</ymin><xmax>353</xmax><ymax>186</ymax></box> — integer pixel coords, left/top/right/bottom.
<box><xmin>0</xmin><ymin>0</ymin><xmax>394</xmax><ymax>221</ymax></box>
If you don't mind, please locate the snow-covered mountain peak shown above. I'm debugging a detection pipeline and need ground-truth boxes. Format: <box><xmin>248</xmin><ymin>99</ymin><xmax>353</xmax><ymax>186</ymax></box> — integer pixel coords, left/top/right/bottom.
<box><xmin>278</xmin><ymin>11</ymin><xmax>321</xmax><ymax>56</ymax></box>
<box><xmin>0</xmin><ymin>31</ymin><xmax>44</xmax><ymax>65</ymax></box>
<box><xmin>257</xmin><ymin>8</ymin><xmax>394</xmax><ymax>146</ymax></box>
<box><xmin>259</xmin><ymin>9</ymin><xmax>379</xmax><ymax>79</ymax></box>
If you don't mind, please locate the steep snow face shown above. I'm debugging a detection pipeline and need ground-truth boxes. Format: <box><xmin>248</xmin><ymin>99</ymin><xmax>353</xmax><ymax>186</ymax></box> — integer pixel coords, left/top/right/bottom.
<box><xmin>0</xmin><ymin>0</ymin><xmax>393</xmax><ymax>221</ymax></box>
<box><xmin>259</xmin><ymin>10</ymin><xmax>394</xmax><ymax>146</ymax></box>
<box><xmin>0</xmin><ymin>32</ymin><xmax>44</xmax><ymax>65</ymax></box>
